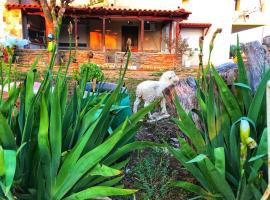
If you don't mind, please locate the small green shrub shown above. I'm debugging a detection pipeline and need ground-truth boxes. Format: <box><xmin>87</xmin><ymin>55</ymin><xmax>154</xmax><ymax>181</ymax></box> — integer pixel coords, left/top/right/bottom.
<box><xmin>82</xmin><ymin>63</ymin><xmax>104</xmax><ymax>82</ymax></box>
<box><xmin>73</xmin><ymin>63</ymin><xmax>104</xmax><ymax>83</ymax></box>
<box><xmin>129</xmin><ymin>149</ymin><xmax>176</xmax><ymax>200</ymax></box>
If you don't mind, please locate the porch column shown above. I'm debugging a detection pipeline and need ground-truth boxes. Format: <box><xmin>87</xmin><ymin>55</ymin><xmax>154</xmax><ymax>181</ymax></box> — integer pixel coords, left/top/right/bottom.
<box><xmin>74</xmin><ymin>16</ymin><xmax>78</xmax><ymax>50</ymax></box>
<box><xmin>175</xmin><ymin>21</ymin><xmax>180</xmax><ymax>52</ymax></box>
<box><xmin>140</xmin><ymin>19</ymin><xmax>144</xmax><ymax>52</ymax></box>
<box><xmin>22</xmin><ymin>13</ymin><xmax>28</xmax><ymax>39</ymax></box>
<box><xmin>169</xmin><ymin>21</ymin><xmax>172</xmax><ymax>53</ymax></box>
<box><xmin>102</xmin><ymin>18</ymin><xmax>106</xmax><ymax>52</ymax></box>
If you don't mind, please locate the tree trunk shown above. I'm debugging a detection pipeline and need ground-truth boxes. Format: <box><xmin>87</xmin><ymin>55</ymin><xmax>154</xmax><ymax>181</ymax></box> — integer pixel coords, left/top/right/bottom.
<box><xmin>242</xmin><ymin>41</ymin><xmax>270</xmax><ymax>92</ymax></box>
<box><xmin>45</xmin><ymin>20</ymin><xmax>55</xmax><ymax>40</ymax></box>
<box><xmin>163</xmin><ymin>62</ymin><xmax>238</xmax><ymax>114</ymax></box>
<box><xmin>163</xmin><ymin>41</ymin><xmax>270</xmax><ymax>114</ymax></box>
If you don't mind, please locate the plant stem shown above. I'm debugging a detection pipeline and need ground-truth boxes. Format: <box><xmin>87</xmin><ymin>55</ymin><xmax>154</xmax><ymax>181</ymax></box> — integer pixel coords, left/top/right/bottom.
<box><xmin>262</xmin><ymin>81</ymin><xmax>270</xmax><ymax>200</ymax></box>
<box><xmin>0</xmin><ymin>58</ymin><xmax>3</xmax><ymax>102</ymax></box>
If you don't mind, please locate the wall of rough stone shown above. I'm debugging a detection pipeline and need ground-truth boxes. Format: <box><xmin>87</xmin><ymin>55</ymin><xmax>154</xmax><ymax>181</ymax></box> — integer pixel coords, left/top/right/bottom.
<box><xmin>3</xmin><ymin>9</ymin><xmax>23</xmax><ymax>38</ymax></box>
<box><xmin>14</xmin><ymin>49</ymin><xmax>181</xmax><ymax>74</ymax></box>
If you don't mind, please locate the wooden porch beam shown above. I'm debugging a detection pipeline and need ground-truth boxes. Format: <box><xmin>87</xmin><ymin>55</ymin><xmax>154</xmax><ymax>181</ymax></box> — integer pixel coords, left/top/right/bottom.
<box><xmin>169</xmin><ymin>21</ymin><xmax>172</xmax><ymax>53</ymax></box>
<box><xmin>74</xmin><ymin>16</ymin><xmax>78</xmax><ymax>50</ymax></box>
<box><xmin>102</xmin><ymin>17</ymin><xmax>106</xmax><ymax>52</ymax></box>
<box><xmin>175</xmin><ymin>21</ymin><xmax>180</xmax><ymax>53</ymax></box>
<box><xmin>140</xmin><ymin>19</ymin><xmax>144</xmax><ymax>52</ymax></box>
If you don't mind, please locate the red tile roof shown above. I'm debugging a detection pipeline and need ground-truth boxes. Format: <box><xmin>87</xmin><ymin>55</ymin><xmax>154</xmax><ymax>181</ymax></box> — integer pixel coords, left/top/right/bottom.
<box><xmin>6</xmin><ymin>3</ymin><xmax>40</xmax><ymax>9</ymax></box>
<box><xmin>179</xmin><ymin>22</ymin><xmax>212</xmax><ymax>28</ymax></box>
<box><xmin>5</xmin><ymin>3</ymin><xmax>191</xmax><ymax>19</ymax></box>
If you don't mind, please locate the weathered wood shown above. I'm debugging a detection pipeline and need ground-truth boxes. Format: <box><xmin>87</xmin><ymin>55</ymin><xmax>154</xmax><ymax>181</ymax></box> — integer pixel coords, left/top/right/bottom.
<box><xmin>164</xmin><ymin>40</ymin><xmax>270</xmax><ymax>114</ymax></box>
<box><xmin>242</xmin><ymin>41</ymin><xmax>270</xmax><ymax>92</ymax></box>
<box><xmin>164</xmin><ymin>62</ymin><xmax>237</xmax><ymax>114</ymax></box>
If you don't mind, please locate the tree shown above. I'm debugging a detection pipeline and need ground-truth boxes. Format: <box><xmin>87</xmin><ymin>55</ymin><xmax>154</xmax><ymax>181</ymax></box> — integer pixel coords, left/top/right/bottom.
<box><xmin>38</xmin><ymin>0</ymin><xmax>74</xmax><ymax>42</ymax></box>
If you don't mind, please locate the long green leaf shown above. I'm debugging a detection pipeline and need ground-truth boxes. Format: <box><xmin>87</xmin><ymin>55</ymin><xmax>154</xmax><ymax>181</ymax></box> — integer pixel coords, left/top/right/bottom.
<box><xmin>89</xmin><ymin>164</ymin><xmax>122</xmax><ymax>177</ymax></box>
<box><xmin>0</xmin><ymin>85</ymin><xmax>20</xmax><ymax>113</ymax></box>
<box><xmin>53</xmin><ymin>120</ymin><xmax>129</xmax><ymax>199</ymax></box>
<box><xmin>212</xmin><ymin>66</ymin><xmax>242</xmax><ymax>122</ymax></box>
<box><xmin>256</xmin><ymin>128</ymin><xmax>267</xmax><ymax>155</ymax></box>
<box><xmin>248</xmin><ymin>69</ymin><xmax>270</xmax><ymax>123</ymax></box>
<box><xmin>25</xmin><ymin>57</ymin><xmax>38</xmax><ymax>116</ymax></box>
<box><xmin>172</xmin><ymin>118</ymin><xmax>205</xmax><ymax>153</ymax></box>
<box><xmin>3</xmin><ymin>149</ymin><xmax>16</xmax><ymax>195</ymax></box>
<box><xmin>38</xmin><ymin>95</ymin><xmax>52</xmax><ymax>195</ymax></box>
<box><xmin>207</xmin><ymin>74</ymin><xmax>216</xmax><ymax>141</ymax></box>
<box><xmin>177</xmin><ymin>136</ymin><xmax>197</xmax><ymax>159</ymax></box>
<box><xmin>98</xmin><ymin>175</ymin><xmax>124</xmax><ymax>187</ymax></box>
<box><xmin>204</xmin><ymin>158</ymin><xmax>235</xmax><ymax>200</ymax></box>
<box><xmin>63</xmin><ymin>186</ymin><xmax>137</xmax><ymax>200</ymax></box>
<box><xmin>168</xmin><ymin>146</ymin><xmax>210</xmax><ymax>191</ymax></box>
<box><xmin>173</xmin><ymin>93</ymin><xmax>205</xmax><ymax>152</ymax></box>
<box><xmin>236</xmin><ymin>35</ymin><xmax>251</xmax><ymax>110</ymax></box>
<box><xmin>229</xmin><ymin>121</ymin><xmax>240</xmax><ymax>180</ymax></box>
<box><xmin>50</xmin><ymin>83</ymin><xmax>62</xmax><ymax>178</ymax></box>
<box><xmin>174</xmin><ymin>181</ymin><xmax>217</xmax><ymax>198</ymax></box>
<box><xmin>214</xmin><ymin>147</ymin><xmax>225</xmax><ymax>178</ymax></box>
<box><xmin>56</xmin><ymin>83</ymin><xmax>125</xmax><ymax>189</ymax></box>
<box><xmin>0</xmin><ymin>112</ymin><xmax>16</xmax><ymax>149</ymax></box>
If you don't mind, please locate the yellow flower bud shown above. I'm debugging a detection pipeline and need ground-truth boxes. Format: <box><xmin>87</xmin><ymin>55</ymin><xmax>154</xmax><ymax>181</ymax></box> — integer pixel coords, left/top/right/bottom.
<box><xmin>246</xmin><ymin>137</ymin><xmax>257</xmax><ymax>149</ymax></box>
<box><xmin>240</xmin><ymin>119</ymin><xmax>250</xmax><ymax>144</ymax></box>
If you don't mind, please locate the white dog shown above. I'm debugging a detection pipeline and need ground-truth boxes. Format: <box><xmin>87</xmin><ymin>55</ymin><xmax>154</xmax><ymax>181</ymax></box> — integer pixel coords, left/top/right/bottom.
<box><xmin>133</xmin><ymin>71</ymin><xmax>179</xmax><ymax>120</ymax></box>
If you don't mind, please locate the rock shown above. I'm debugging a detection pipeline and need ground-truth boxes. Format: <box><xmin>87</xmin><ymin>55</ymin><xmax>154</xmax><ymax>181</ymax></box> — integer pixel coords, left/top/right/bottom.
<box><xmin>263</xmin><ymin>35</ymin><xmax>270</xmax><ymax>48</ymax></box>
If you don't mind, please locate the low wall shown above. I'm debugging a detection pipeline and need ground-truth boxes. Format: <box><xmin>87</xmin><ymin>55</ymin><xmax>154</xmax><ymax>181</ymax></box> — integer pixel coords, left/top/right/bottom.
<box><xmin>14</xmin><ymin>49</ymin><xmax>181</xmax><ymax>73</ymax></box>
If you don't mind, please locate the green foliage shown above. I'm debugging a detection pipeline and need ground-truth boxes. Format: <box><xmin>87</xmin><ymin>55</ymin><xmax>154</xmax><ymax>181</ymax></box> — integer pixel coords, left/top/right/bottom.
<box><xmin>170</xmin><ymin>35</ymin><xmax>269</xmax><ymax>199</ymax></box>
<box><xmin>0</xmin><ymin>43</ymin><xmax>157</xmax><ymax>199</ymax></box>
<box><xmin>74</xmin><ymin>63</ymin><xmax>105</xmax><ymax>82</ymax></box>
<box><xmin>129</xmin><ymin>149</ymin><xmax>177</xmax><ymax>200</ymax></box>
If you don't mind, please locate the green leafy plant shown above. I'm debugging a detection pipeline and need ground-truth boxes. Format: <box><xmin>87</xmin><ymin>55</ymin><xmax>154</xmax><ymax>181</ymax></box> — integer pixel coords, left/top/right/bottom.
<box><xmin>0</xmin><ymin>32</ymin><xmax>158</xmax><ymax>199</ymax></box>
<box><xmin>81</xmin><ymin>63</ymin><xmax>104</xmax><ymax>82</ymax></box>
<box><xmin>169</xmin><ymin>34</ymin><xmax>269</xmax><ymax>199</ymax></box>
<box><xmin>128</xmin><ymin>149</ymin><xmax>177</xmax><ymax>200</ymax></box>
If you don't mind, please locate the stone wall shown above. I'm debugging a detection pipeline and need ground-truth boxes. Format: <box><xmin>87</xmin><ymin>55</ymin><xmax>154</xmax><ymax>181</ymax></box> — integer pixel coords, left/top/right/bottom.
<box><xmin>3</xmin><ymin>9</ymin><xmax>23</xmax><ymax>38</ymax></box>
<box><xmin>14</xmin><ymin>49</ymin><xmax>181</xmax><ymax>74</ymax></box>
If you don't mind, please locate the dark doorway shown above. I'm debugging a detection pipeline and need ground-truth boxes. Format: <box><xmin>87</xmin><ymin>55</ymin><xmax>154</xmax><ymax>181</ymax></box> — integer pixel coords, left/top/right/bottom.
<box><xmin>122</xmin><ymin>26</ymin><xmax>139</xmax><ymax>52</ymax></box>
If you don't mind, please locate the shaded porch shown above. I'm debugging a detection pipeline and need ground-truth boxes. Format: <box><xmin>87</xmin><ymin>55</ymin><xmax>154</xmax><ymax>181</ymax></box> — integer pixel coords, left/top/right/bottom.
<box><xmin>6</xmin><ymin>3</ymin><xmax>191</xmax><ymax>69</ymax></box>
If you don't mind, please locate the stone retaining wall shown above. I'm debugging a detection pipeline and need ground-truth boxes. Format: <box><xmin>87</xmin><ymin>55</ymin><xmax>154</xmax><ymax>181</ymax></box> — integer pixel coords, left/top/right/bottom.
<box><xmin>14</xmin><ymin>49</ymin><xmax>181</xmax><ymax>73</ymax></box>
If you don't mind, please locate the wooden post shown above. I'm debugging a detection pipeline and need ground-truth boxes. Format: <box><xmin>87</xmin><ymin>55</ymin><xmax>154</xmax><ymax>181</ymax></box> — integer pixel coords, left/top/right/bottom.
<box><xmin>175</xmin><ymin>21</ymin><xmax>180</xmax><ymax>53</ymax></box>
<box><xmin>74</xmin><ymin>16</ymin><xmax>78</xmax><ymax>50</ymax></box>
<box><xmin>102</xmin><ymin>18</ymin><xmax>106</xmax><ymax>52</ymax></box>
<box><xmin>140</xmin><ymin>19</ymin><xmax>144</xmax><ymax>52</ymax></box>
<box><xmin>169</xmin><ymin>21</ymin><xmax>172</xmax><ymax>53</ymax></box>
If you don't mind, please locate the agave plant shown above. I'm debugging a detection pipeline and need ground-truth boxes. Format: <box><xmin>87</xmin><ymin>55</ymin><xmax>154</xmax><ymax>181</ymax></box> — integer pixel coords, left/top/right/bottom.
<box><xmin>169</xmin><ymin>34</ymin><xmax>269</xmax><ymax>199</ymax></box>
<box><xmin>0</xmin><ymin>31</ymin><xmax>158</xmax><ymax>199</ymax></box>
